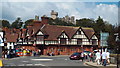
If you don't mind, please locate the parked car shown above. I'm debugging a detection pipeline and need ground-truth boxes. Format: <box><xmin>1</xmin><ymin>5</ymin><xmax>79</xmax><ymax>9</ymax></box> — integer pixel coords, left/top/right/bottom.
<box><xmin>69</xmin><ymin>52</ymin><xmax>82</xmax><ymax>60</ymax></box>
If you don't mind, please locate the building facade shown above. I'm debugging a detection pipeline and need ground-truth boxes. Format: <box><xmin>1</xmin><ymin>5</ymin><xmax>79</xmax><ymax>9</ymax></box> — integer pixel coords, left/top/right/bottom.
<box><xmin>3</xmin><ymin>17</ymin><xmax>99</xmax><ymax>55</ymax></box>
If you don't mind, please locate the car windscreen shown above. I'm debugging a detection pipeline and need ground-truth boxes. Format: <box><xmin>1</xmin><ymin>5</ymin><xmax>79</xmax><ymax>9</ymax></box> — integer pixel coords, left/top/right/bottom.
<box><xmin>84</xmin><ymin>51</ymin><xmax>90</xmax><ymax>53</ymax></box>
<box><xmin>72</xmin><ymin>53</ymin><xmax>81</xmax><ymax>55</ymax></box>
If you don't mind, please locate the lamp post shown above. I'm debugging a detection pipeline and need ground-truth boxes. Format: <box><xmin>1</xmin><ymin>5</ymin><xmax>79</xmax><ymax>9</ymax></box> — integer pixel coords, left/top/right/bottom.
<box><xmin>114</xmin><ymin>33</ymin><xmax>119</xmax><ymax>68</ymax></box>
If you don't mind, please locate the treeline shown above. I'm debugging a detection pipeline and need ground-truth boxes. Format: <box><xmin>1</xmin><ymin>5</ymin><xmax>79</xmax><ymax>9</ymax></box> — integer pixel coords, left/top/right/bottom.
<box><xmin>1</xmin><ymin>17</ymin><xmax>35</xmax><ymax>29</ymax></box>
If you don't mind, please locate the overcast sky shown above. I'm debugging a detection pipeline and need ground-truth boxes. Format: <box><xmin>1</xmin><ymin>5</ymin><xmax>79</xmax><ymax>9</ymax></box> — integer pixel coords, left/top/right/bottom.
<box><xmin>0</xmin><ymin>0</ymin><xmax>119</xmax><ymax>25</ymax></box>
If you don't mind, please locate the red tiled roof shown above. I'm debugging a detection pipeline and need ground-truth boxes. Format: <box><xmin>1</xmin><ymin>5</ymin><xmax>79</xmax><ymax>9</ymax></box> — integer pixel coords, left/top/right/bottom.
<box><xmin>21</xmin><ymin>29</ymin><xmax>27</xmax><ymax>38</ymax></box>
<box><xmin>5</xmin><ymin>33</ymin><xmax>18</xmax><ymax>42</ymax></box>
<box><xmin>41</xmin><ymin>24</ymin><xmax>79</xmax><ymax>40</ymax></box>
<box><xmin>81</xmin><ymin>27</ymin><xmax>95</xmax><ymax>39</ymax></box>
<box><xmin>32</xmin><ymin>22</ymin><xmax>44</xmax><ymax>35</ymax></box>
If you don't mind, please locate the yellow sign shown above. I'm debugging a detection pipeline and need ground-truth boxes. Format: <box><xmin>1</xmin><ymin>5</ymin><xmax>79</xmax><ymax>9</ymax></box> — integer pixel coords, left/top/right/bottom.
<box><xmin>0</xmin><ymin>60</ymin><xmax>3</xmax><ymax>66</ymax></box>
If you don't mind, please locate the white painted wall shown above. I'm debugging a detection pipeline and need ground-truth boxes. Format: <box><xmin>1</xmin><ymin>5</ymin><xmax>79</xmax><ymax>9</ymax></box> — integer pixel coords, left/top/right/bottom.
<box><xmin>59</xmin><ymin>33</ymin><xmax>68</xmax><ymax>38</ymax></box>
<box><xmin>69</xmin><ymin>39</ymin><xmax>77</xmax><ymax>45</ymax></box>
<box><xmin>36</xmin><ymin>41</ymin><xmax>44</xmax><ymax>44</ymax></box>
<box><xmin>37</xmin><ymin>31</ymin><xmax>43</xmax><ymax>35</ymax></box>
<box><xmin>92</xmin><ymin>35</ymin><xmax>98</xmax><ymax>39</ymax></box>
<box><xmin>0</xmin><ymin>32</ymin><xmax>4</xmax><ymax>46</ymax></box>
<box><xmin>45</xmin><ymin>41</ymin><xmax>58</xmax><ymax>45</ymax></box>
<box><xmin>7</xmin><ymin>43</ymin><xmax>14</xmax><ymax>49</ymax></box>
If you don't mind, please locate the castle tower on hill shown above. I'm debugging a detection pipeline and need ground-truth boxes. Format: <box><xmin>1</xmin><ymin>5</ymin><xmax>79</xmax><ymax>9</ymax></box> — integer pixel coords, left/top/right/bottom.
<box><xmin>51</xmin><ymin>10</ymin><xmax>58</xmax><ymax>20</ymax></box>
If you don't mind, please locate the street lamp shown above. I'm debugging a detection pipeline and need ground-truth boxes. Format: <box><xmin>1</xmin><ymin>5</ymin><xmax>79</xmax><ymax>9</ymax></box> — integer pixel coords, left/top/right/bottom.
<box><xmin>114</xmin><ymin>33</ymin><xmax>120</xmax><ymax>68</ymax></box>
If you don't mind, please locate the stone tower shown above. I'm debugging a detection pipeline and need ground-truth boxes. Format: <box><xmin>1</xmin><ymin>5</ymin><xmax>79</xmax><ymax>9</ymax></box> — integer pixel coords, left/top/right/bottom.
<box><xmin>51</xmin><ymin>10</ymin><xmax>58</xmax><ymax>20</ymax></box>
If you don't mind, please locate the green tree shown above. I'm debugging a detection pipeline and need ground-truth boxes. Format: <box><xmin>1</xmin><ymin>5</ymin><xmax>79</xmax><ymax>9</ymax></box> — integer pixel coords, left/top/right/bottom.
<box><xmin>24</xmin><ymin>19</ymin><xmax>34</xmax><ymax>28</ymax></box>
<box><xmin>104</xmin><ymin>21</ymin><xmax>113</xmax><ymax>32</ymax></box>
<box><xmin>107</xmin><ymin>25</ymin><xmax>120</xmax><ymax>53</ymax></box>
<box><xmin>107</xmin><ymin>26</ymin><xmax>116</xmax><ymax>52</ymax></box>
<box><xmin>76</xmin><ymin>18</ymin><xmax>95</xmax><ymax>27</ymax></box>
<box><xmin>2</xmin><ymin>20</ymin><xmax>10</xmax><ymax>28</ymax></box>
<box><xmin>11</xmin><ymin>17</ymin><xmax>23</xmax><ymax>29</ymax></box>
<box><xmin>94</xmin><ymin>16</ymin><xmax>105</xmax><ymax>33</ymax></box>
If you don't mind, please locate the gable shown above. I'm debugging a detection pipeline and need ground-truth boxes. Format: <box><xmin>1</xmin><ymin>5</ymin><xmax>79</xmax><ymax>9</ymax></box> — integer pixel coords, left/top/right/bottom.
<box><xmin>73</xmin><ymin>28</ymin><xmax>87</xmax><ymax>39</ymax></box>
<box><xmin>59</xmin><ymin>32</ymin><xmax>68</xmax><ymax>38</ymax></box>
<box><xmin>91</xmin><ymin>35</ymin><xmax>98</xmax><ymax>39</ymax></box>
<box><xmin>36</xmin><ymin>30</ymin><xmax>43</xmax><ymax>35</ymax></box>
<box><xmin>77</xmin><ymin>29</ymin><xmax>84</xmax><ymax>34</ymax></box>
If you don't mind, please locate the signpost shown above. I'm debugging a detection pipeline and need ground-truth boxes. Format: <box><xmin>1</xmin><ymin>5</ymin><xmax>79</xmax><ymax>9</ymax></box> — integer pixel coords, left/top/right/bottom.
<box><xmin>100</xmin><ymin>31</ymin><xmax>109</xmax><ymax>53</ymax></box>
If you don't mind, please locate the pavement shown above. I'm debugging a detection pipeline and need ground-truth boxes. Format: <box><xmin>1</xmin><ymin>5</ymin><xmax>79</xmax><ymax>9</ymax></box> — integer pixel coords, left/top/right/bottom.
<box><xmin>85</xmin><ymin>61</ymin><xmax>117</xmax><ymax>68</ymax></box>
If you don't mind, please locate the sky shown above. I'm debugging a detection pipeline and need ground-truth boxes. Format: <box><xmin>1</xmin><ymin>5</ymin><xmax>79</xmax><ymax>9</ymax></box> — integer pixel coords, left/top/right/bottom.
<box><xmin>0</xmin><ymin>0</ymin><xmax>119</xmax><ymax>25</ymax></box>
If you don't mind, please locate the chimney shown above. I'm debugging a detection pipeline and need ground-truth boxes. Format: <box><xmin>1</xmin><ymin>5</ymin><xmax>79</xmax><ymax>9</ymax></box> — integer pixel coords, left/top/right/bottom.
<box><xmin>0</xmin><ymin>21</ymin><xmax>2</xmax><ymax>31</ymax></box>
<box><xmin>41</xmin><ymin>16</ymin><xmax>49</xmax><ymax>24</ymax></box>
<box><xmin>35</xmin><ymin>15</ymin><xmax>39</xmax><ymax>21</ymax></box>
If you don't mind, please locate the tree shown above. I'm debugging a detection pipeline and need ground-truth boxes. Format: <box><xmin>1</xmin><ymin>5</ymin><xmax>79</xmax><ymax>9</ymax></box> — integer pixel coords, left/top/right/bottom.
<box><xmin>24</xmin><ymin>19</ymin><xmax>34</xmax><ymax>28</ymax></box>
<box><xmin>94</xmin><ymin>16</ymin><xmax>105</xmax><ymax>32</ymax></box>
<box><xmin>11</xmin><ymin>17</ymin><xmax>23</xmax><ymax>29</ymax></box>
<box><xmin>2</xmin><ymin>20</ymin><xmax>10</xmax><ymax>28</ymax></box>
<box><xmin>76</xmin><ymin>18</ymin><xmax>95</xmax><ymax>27</ymax></box>
<box><xmin>104</xmin><ymin>21</ymin><xmax>113</xmax><ymax>32</ymax></box>
<box><xmin>107</xmin><ymin>29</ymin><xmax>116</xmax><ymax>52</ymax></box>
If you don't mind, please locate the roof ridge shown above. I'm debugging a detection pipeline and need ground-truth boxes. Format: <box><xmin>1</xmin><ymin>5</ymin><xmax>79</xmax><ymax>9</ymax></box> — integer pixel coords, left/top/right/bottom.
<box><xmin>81</xmin><ymin>27</ymin><xmax>93</xmax><ymax>29</ymax></box>
<box><xmin>55</xmin><ymin>25</ymin><xmax>79</xmax><ymax>29</ymax></box>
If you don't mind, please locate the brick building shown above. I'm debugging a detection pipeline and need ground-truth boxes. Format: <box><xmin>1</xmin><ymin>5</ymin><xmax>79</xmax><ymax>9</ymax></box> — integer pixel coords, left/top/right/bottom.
<box><xmin>3</xmin><ymin>17</ymin><xmax>99</xmax><ymax>55</ymax></box>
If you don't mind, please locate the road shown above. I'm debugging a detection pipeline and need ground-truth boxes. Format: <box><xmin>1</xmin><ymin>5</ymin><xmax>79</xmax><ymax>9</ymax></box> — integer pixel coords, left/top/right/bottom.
<box><xmin>2</xmin><ymin>56</ymin><xmax>95</xmax><ymax>68</ymax></box>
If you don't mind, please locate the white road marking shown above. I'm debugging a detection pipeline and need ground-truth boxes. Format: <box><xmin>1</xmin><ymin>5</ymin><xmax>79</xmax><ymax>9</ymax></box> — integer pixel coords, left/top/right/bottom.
<box><xmin>18</xmin><ymin>64</ymin><xmax>25</xmax><ymax>66</ymax></box>
<box><xmin>9</xmin><ymin>64</ymin><xmax>16</xmax><ymax>66</ymax></box>
<box><xmin>34</xmin><ymin>64</ymin><xmax>46</xmax><ymax>66</ymax></box>
<box><xmin>31</xmin><ymin>59</ymin><xmax>53</xmax><ymax>61</ymax></box>
<box><xmin>65</xmin><ymin>59</ymin><xmax>67</xmax><ymax>60</ymax></box>
<box><xmin>26</xmin><ymin>64</ymin><xmax>33</xmax><ymax>66</ymax></box>
<box><xmin>22</xmin><ymin>61</ymin><xmax>29</xmax><ymax>62</ymax></box>
<box><xmin>11</xmin><ymin>58</ymin><xmax>20</xmax><ymax>59</ymax></box>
